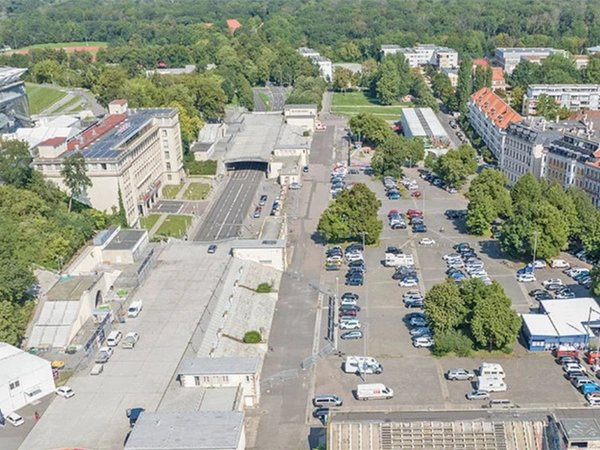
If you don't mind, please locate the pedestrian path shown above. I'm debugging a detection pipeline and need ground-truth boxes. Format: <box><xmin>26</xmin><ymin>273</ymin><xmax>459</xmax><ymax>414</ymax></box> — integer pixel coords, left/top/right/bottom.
<box><xmin>148</xmin><ymin>214</ymin><xmax>168</xmax><ymax>236</ymax></box>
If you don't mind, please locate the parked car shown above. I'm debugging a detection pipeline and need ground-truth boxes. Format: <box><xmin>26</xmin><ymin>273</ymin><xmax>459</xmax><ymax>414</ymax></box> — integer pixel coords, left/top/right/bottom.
<box><xmin>325</xmin><ymin>263</ymin><xmax>342</xmax><ymax>271</ymax></box>
<box><xmin>399</xmin><ymin>277</ymin><xmax>419</xmax><ymax>287</ymax></box>
<box><xmin>446</xmin><ymin>369</ymin><xmax>475</xmax><ymax>381</ymax></box>
<box><xmin>419</xmin><ymin>238</ymin><xmax>435</xmax><ymax>246</ymax></box>
<box><xmin>412</xmin><ymin>336</ymin><xmax>434</xmax><ymax>348</ymax></box>
<box><xmin>557</xmin><ymin>355</ymin><xmax>580</xmax><ymax>365</ymax></box>
<box><xmin>6</xmin><ymin>412</ymin><xmax>24</xmax><ymax>427</ymax></box>
<box><xmin>339</xmin><ymin>320</ymin><xmax>361</xmax><ymax>330</ymax></box>
<box><xmin>443</xmin><ymin>253</ymin><xmax>461</xmax><ymax>261</ymax></box>
<box><xmin>339</xmin><ymin>304</ymin><xmax>361</xmax><ymax>312</ymax></box>
<box><xmin>542</xmin><ymin>279</ymin><xmax>563</xmax><ymax>287</ymax></box>
<box><xmin>346</xmin><ymin>276</ymin><xmax>364</xmax><ymax>286</ymax></box>
<box><xmin>409</xmin><ymin>317</ymin><xmax>427</xmax><ymax>327</ymax></box>
<box><xmin>253</xmin><ymin>206</ymin><xmax>262</xmax><ymax>218</ymax></box>
<box><xmin>529</xmin><ymin>289</ymin><xmax>545</xmax><ymax>297</ymax></box>
<box><xmin>405</xmin><ymin>299</ymin><xmax>424</xmax><ymax>308</ymax></box>
<box><xmin>412</xmin><ymin>224</ymin><xmax>427</xmax><ymax>233</ymax></box>
<box><xmin>409</xmin><ymin>327</ymin><xmax>432</xmax><ymax>337</ymax></box>
<box><xmin>551</xmin><ymin>259</ymin><xmax>570</xmax><ymax>269</ymax></box>
<box><xmin>532</xmin><ymin>259</ymin><xmax>547</xmax><ymax>269</ymax></box>
<box><xmin>517</xmin><ymin>273</ymin><xmax>536</xmax><ymax>283</ymax></box>
<box><xmin>122</xmin><ymin>332</ymin><xmax>140</xmax><ymax>349</ymax></box>
<box><xmin>466</xmin><ymin>390</ymin><xmax>490</xmax><ymax>401</ymax></box>
<box><xmin>259</xmin><ymin>194</ymin><xmax>268</xmax><ymax>206</ymax></box>
<box><xmin>56</xmin><ymin>386</ymin><xmax>75</xmax><ymax>398</ymax></box>
<box><xmin>340</xmin><ymin>331</ymin><xmax>363</xmax><ymax>340</ymax></box>
<box><xmin>535</xmin><ymin>291</ymin><xmax>553</xmax><ymax>301</ymax></box>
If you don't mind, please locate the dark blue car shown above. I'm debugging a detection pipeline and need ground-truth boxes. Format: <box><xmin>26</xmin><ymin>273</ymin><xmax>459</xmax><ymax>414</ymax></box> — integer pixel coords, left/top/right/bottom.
<box><xmin>346</xmin><ymin>276</ymin><xmax>364</xmax><ymax>286</ymax></box>
<box><xmin>412</xmin><ymin>224</ymin><xmax>427</xmax><ymax>233</ymax></box>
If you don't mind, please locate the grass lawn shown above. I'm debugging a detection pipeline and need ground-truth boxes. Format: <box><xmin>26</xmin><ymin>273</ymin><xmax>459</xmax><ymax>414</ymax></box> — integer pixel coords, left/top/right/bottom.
<box><xmin>161</xmin><ymin>183</ymin><xmax>183</xmax><ymax>199</ymax></box>
<box><xmin>331</xmin><ymin>91</ymin><xmax>413</xmax><ymax>121</ymax></box>
<box><xmin>17</xmin><ymin>41</ymin><xmax>107</xmax><ymax>51</ymax></box>
<box><xmin>53</xmin><ymin>96</ymin><xmax>83</xmax><ymax>114</ymax></box>
<box><xmin>140</xmin><ymin>214</ymin><xmax>161</xmax><ymax>231</ymax></box>
<box><xmin>257</xmin><ymin>91</ymin><xmax>271</xmax><ymax>111</ymax></box>
<box><xmin>183</xmin><ymin>182</ymin><xmax>211</xmax><ymax>200</ymax></box>
<box><xmin>26</xmin><ymin>84</ymin><xmax>67</xmax><ymax>115</ymax></box>
<box><xmin>155</xmin><ymin>214</ymin><xmax>192</xmax><ymax>238</ymax></box>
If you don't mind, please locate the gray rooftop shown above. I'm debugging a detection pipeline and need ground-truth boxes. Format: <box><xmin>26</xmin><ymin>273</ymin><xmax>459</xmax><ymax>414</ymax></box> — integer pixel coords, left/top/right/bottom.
<box><xmin>104</xmin><ymin>229</ymin><xmax>147</xmax><ymax>251</ymax></box>
<box><xmin>0</xmin><ymin>343</ymin><xmax>50</xmax><ymax>385</ymax></box>
<box><xmin>232</xmin><ymin>239</ymin><xmax>286</xmax><ymax>249</ymax></box>
<box><xmin>506</xmin><ymin>120</ymin><xmax>563</xmax><ymax>145</ymax></box>
<box><xmin>178</xmin><ymin>356</ymin><xmax>259</xmax><ymax>376</ymax></box>
<box><xmin>402</xmin><ymin>107</ymin><xmax>448</xmax><ymax>138</ymax></box>
<box><xmin>224</xmin><ymin>114</ymin><xmax>282</xmax><ymax>163</ymax></box>
<box><xmin>190</xmin><ymin>142</ymin><xmax>213</xmax><ymax>153</ymax></box>
<box><xmin>125</xmin><ymin>411</ymin><xmax>245</xmax><ymax>450</ymax></box>
<box><xmin>47</xmin><ymin>275</ymin><xmax>99</xmax><ymax>302</ymax></box>
<box><xmin>560</xmin><ymin>418</ymin><xmax>600</xmax><ymax>442</ymax></box>
<box><xmin>284</xmin><ymin>104</ymin><xmax>317</xmax><ymax>110</ymax></box>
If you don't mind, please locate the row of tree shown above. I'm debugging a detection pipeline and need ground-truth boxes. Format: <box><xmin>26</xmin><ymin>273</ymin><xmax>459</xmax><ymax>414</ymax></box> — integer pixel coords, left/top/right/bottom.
<box><xmin>428</xmin><ymin>145</ymin><xmax>478</xmax><ymax>189</ymax></box>
<box><xmin>285</xmin><ymin>76</ymin><xmax>327</xmax><ymax>110</ymax></box>
<box><xmin>425</xmin><ymin>278</ymin><xmax>522</xmax><ymax>355</ymax></box>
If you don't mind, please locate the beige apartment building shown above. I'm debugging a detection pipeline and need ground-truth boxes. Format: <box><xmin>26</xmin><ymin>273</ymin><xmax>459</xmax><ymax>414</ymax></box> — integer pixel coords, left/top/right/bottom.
<box><xmin>32</xmin><ymin>100</ymin><xmax>184</xmax><ymax>226</ymax></box>
<box><xmin>544</xmin><ymin>134</ymin><xmax>600</xmax><ymax>190</ymax></box>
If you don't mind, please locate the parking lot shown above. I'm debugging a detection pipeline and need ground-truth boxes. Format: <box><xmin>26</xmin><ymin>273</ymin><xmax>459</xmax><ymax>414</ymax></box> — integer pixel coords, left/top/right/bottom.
<box><xmin>312</xmin><ymin>166</ymin><xmax>595</xmax><ymax>419</ymax></box>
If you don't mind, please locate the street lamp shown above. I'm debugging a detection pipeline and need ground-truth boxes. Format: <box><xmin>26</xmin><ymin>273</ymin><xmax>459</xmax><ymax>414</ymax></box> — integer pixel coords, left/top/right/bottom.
<box><xmin>532</xmin><ymin>231</ymin><xmax>540</xmax><ymax>267</ymax></box>
<box><xmin>334</xmin><ymin>276</ymin><xmax>339</xmax><ymax>352</ymax></box>
<box><xmin>359</xmin><ymin>231</ymin><xmax>368</xmax><ymax>382</ymax></box>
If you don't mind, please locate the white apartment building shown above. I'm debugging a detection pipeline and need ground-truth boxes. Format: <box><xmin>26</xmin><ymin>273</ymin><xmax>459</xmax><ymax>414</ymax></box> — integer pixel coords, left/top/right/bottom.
<box><xmin>297</xmin><ymin>48</ymin><xmax>332</xmax><ymax>81</ymax></box>
<box><xmin>468</xmin><ymin>87</ymin><xmax>523</xmax><ymax>161</ymax></box>
<box><xmin>380</xmin><ymin>44</ymin><xmax>458</xmax><ymax>69</ymax></box>
<box><xmin>177</xmin><ymin>357</ymin><xmax>260</xmax><ymax>407</ymax></box>
<box><xmin>32</xmin><ymin>100</ymin><xmax>184</xmax><ymax>226</ymax></box>
<box><xmin>502</xmin><ymin>120</ymin><xmax>562</xmax><ymax>185</ymax></box>
<box><xmin>494</xmin><ymin>48</ymin><xmax>568</xmax><ymax>75</ymax></box>
<box><xmin>524</xmin><ymin>84</ymin><xmax>600</xmax><ymax>115</ymax></box>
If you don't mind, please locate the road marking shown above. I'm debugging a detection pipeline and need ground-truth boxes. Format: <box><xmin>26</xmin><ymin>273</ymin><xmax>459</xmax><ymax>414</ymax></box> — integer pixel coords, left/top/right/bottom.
<box><xmin>215</xmin><ymin>183</ymin><xmax>244</xmax><ymax>239</ymax></box>
<box><xmin>434</xmin><ymin>359</ymin><xmax>452</xmax><ymax>408</ymax></box>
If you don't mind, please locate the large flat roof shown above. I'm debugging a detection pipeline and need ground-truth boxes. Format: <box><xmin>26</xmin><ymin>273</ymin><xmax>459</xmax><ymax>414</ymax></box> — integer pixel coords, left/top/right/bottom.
<box><xmin>47</xmin><ymin>275</ymin><xmax>99</xmax><ymax>302</ymax></box>
<box><xmin>104</xmin><ymin>229</ymin><xmax>147</xmax><ymax>251</ymax></box>
<box><xmin>125</xmin><ymin>411</ymin><xmax>244</xmax><ymax>450</ymax></box>
<box><xmin>402</xmin><ymin>108</ymin><xmax>448</xmax><ymax>138</ymax></box>
<box><xmin>561</xmin><ymin>418</ymin><xmax>600</xmax><ymax>442</ymax></box>
<box><xmin>0</xmin><ymin>343</ymin><xmax>49</xmax><ymax>385</ymax></box>
<box><xmin>224</xmin><ymin>114</ymin><xmax>282</xmax><ymax>163</ymax></box>
<box><xmin>232</xmin><ymin>239</ymin><xmax>286</xmax><ymax>249</ymax></box>
<box><xmin>531</xmin><ymin>297</ymin><xmax>600</xmax><ymax>337</ymax></box>
<box><xmin>178</xmin><ymin>356</ymin><xmax>259</xmax><ymax>376</ymax></box>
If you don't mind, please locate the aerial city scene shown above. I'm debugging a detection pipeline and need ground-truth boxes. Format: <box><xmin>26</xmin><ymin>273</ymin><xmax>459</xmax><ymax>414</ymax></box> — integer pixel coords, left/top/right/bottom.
<box><xmin>5</xmin><ymin>0</ymin><xmax>600</xmax><ymax>449</ymax></box>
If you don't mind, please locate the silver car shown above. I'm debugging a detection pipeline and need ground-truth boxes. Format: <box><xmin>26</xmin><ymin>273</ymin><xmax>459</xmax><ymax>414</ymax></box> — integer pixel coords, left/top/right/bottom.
<box><xmin>466</xmin><ymin>390</ymin><xmax>490</xmax><ymax>400</ymax></box>
<box><xmin>446</xmin><ymin>368</ymin><xmax>475</xmax><ymax>381</ymax></box>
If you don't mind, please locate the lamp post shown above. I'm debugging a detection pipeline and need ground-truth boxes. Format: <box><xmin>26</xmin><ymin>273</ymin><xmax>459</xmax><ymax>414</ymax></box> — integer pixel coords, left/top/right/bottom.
<box><xmin>532</xmin><ymin>231</ymin><xmax>540</xmax><ymax>267</ymax></box>
<box><xmin>334</xmin><ymin>276</ymin><xmax>339</xmax><ymax>352</ymax></box>
<box><xmin>359</xmin><ymin>231</ymin><xmax>368</xmax><ymax>382</ymax></box>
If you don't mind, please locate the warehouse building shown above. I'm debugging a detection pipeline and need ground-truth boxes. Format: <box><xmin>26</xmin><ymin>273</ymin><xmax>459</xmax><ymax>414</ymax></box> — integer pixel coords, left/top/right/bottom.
<box><xmin>521</xmin><ymin>297</ymin><xmax>600</xmax><ymax>352</ymax></box>
<box><xmin>401</xmin><ymin>108</ymin><xmax>450</xmax><ymax>155</ymax></box>
<box><xmin>0</xmin><ymin>343</ymin><xmax>55</xmax><ymax>416</ymax></box>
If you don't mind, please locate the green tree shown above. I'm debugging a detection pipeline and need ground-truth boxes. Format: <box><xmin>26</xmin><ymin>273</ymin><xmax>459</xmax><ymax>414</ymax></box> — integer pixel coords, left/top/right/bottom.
<box><xmin>466</xmin><ymin>191</ymin><xmax>498</xmax><ymax>235</ymax></box>
<box><xmin>236</xmin><ymin>74</ymin><xmax>254</xmax><ymax>110</ymax></box>
<box><xmin>432</xmin><ymin>329</ymin><xmax>473</xmax><ymax>357</ymax></box>
<box><xmin>473</xmin><ymin>65</ymin><xmax>485</xmax><ymax>92</ymax></box>
<box><xmin>60</xmin><ymin>152</ymin><xmax>92</xmax><ymax>212</ymax></box>
<box><xmin>468</xmin><ymin>168</ymin><xmax>512</xmax><ymax>217</ymax></box>
<box><xmin>433</xmin><ymin>145</ymin><xmax>477</xmax><ymax>188</ymax></box>
<box><xmin>424</xmin><ymin>280</ymin><xmax>467</xmax><ymax>333</ymax></box>
<box><xmin>190</xmin><ymin>74</ymin><xmax>228</xmax><ymax>118</ymax></box>
<box><xmin>455</xmin><ymin>56</ymin><xmax>473</xmax><ymax>114</ymax></box>
<box><xmin>510</xmin><ymin>85</ymin><xmax>526</xmax><ymax>114</ymax></box>
<box><xmin>95</xmin><ymin>66</ymin><xmax>128</xmax><ymax>107</ymax></box>
<box><xmin>0</xmin><ymin>301</ymin><xmax>28</xmax><ymax>346</ymax></box>
<box><xmin>371</xmin><ymin>134</ymin><xmax>425</xmax><ymax>178</ymax></box>
<box><xmin>431</xmin><ymin>71</ymin><xmax>454</xmax><ymax>104</ymax></box>
<box><xmin>317</xmin><ymin>183</ymin><xmax>382</xmax><ymax>244</ymax></box>
<box><xmin>0</xmin><ymin>139</ymin><xmax>33</xmax><ymax>188</ymax></box>
<box><xmin>485</xmin><ymin>65</ymin><xmax>493</xmax><ymax>88</ymax></box>
<box><xmin>590</xmin><ymin>266</ymin><xmax>600</xmax><ymax>297</ymax></box>
<box><xmin>348</xmin><ymin>113</ymin><xmax>394</xmax><ymax>146</ymax></box>
<box><xmin>470</xmin><ymin>283</ymin><xmax>521</xmax><ymax>350</ymax></box>
<box><xmin>510</xmin><ymin>172</ymin><xmax>542</xmax><ymax>205</ymax></box>
<box><xmin>585</xmin><ymin>56</ymin><xmax>600</xmax><ymax>83</ymax></box>
<box><xmin>535</xmin><ymin>93</ymin><xmax>559</xmax><ymax>120</ymax></box>
<box><xmin>376</xmin><ymin>57</ymin><xmax>401</xmax><ymax>105</ymax></box>
<box><xmin>332</xmin><ymin>67</ymin><xmax>354</xmax><ymax>92</ymax></box>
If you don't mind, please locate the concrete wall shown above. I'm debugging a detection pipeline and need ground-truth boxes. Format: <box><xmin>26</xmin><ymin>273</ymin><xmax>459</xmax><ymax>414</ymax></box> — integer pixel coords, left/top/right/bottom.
<box><xmin>232</xmin><ymin>248</ymin><xmax>286</xmax><ymax>272</ymax></box>
<box><xmin>180</xmin><ymin>373</ymin><xmax>260</xmax><ymax>406</ymax></box>
<box><xmin>285</xmin><ymin>116</ymin><xmax>314</xmax><ymax>131</ymax></box>
<box><xmin>0</xmin><ymin>359</ymin><xmax>54</xmax><ymax>415</ymax></box>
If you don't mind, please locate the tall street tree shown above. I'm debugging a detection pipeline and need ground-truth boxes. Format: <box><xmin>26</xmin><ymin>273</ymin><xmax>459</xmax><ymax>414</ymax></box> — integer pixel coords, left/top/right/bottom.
<box><xmin>455</xmin><ymin>56</ymin><xmax>473</xmax><ymax>114</ymax></box>
<box><xmin>0</xmin><ymin>139</ymin><xmax>33</xmax><ymax>188</ymax></box>
<box><xmin>61</xmin><ymin>152</ymin><xmax>92</xmax><ymax>212</ymax></box>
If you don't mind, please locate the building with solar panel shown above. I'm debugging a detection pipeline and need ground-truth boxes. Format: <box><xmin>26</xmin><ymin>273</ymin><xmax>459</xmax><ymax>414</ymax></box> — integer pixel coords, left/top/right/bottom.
<box><xmin>32</xmin><ymin>100</ymin><xmax>184</xmax><ymax>226</ymax></box>
<box><xmin>401</xmin><ymin>107</ymin><xmax>450</xmax><ymax>156</ymax></box>
<box><xmin>0</xmin><ymin>66</ymin><xmax>31</xmax><ymax>133</ymax></box>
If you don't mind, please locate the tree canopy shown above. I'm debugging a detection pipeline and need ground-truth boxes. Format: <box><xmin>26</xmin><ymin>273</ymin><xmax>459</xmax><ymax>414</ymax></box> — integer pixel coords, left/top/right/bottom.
<box><xmin>371</xmin><ymin>134</ymin><xmax>425</xmax><ymax>178</ymax></box>
<box><xmin>431</xmin><ymin>145</ymin><xmax>478</xmax><ymax>188</ymax></box>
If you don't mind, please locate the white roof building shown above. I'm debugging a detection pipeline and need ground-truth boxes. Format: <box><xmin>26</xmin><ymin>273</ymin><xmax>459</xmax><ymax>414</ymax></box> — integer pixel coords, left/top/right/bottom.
<box><xmin>401</xmin><ymin>107</ymin><xmax>450</xmax><ymax>154</ymax></box>
<box><xmin>0</xmin><ymin>343</ymin><xmax>55</xmax><ymax>415</ymax></box>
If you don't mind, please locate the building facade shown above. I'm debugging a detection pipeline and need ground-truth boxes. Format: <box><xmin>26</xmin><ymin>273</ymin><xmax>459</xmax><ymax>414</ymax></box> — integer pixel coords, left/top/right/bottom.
<box><xmin>297</xmin><ymin>48</ymin><xmax>332</xmax><ymax>81</ymax></box>
<box><xmin>544</xmin><ymin>134</ymin><xmax>600</xmax><ymax>190</ymax></box>
<box><xmin>401</xmin><ymin>107</ymin><xmax>450</xmax><ymax>155</ymax></box>
<box><xmin>0</xmin><ymin>67</ymin><xmax>31</xmax><ymax>133</ymax></box>
<box><xmin>32</xmin><ymin>100</ymin><xmax>184</xmax><ymax>226</ymax></box>
<box><xmin>380</xmin><ymin>44</ymin><xmax>458</xmax><ymax>69</ymax></box>
<box><xmin>468</xmin><ymin>87</ymin><xmax>523</xmax><ymax>161</ymax></box>
<box><xmin>494</xmin><ymin>47</ymin><xmax>568</xmax><ymax>75</ymax></box>
<box><xmin>524</xmin><ymin>84</ymin><xmax>600</xmax><ymax>115</ymax></box>
<box><xmin>502</xmin><ymin>121</ymin><xmax>562</xmax><ymax>185</ymax></box>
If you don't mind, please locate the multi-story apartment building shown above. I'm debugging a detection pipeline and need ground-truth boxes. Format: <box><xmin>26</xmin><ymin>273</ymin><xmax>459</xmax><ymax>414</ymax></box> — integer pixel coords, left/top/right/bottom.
<box><xmin>524</xmin><ymin>84</ymin><xmax>600</xmax><ymax>116</ymax></box>
<box><xmin>494</xmin><ymin>48</ymin><xmax>568</xmax><ymax>75</ymax></box>
<box><xmin>297</xmin><ymin>48</ymin><xmax>332</xmax><ymax>81</ymax></box>
<box><xmin>502</xmin><ymin>120</ymin><xmax>562</xmax><ymax>185</ymax></box>
<box><xmin>379</xmin><ymin>44</ymin><xmax>458</xmax><ymax>69</ymax></box>
<box><xmin>468</xmin><ymin>87</ymin><xmax>522</xmax><ymax>161</ymax></box>
<box><xmin>544</xmin><ymin>134</ymin><xmax>600</xmax><ymax>191</ymax></box>
<box><xmin>32</xmin><ymin>100</ymin><xmax>184</xmax><ymax>226</ymax></box>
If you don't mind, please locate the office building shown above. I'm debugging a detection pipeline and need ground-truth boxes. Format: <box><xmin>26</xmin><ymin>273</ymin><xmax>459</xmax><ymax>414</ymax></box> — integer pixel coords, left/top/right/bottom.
<box><xmin>468</xmin><ymin>87</ymin><xmax>522</xmax><ymax>160</ymax></box>
<box><xmin>380</xmin><ymin>44</ymin><xmax>458</xmax><ymax>69</ymax></box>
<box><xmin>297</xmin><ymin>48</ymin><xmax>332</xmax><ymax>81</ymax></box>
<box><xmin>494</xmin><ymin>48</ymin><xmax>568</xmax><ymax>75</ymax></box>
<box><xmin>32</xmin><ymin>100</ymin><xmax>184</xmax><ymax>226</ymax></box>
<box><xmin>524</xmin><ymin>84</ymin><xmax>600</xmax><ymax>115</ymax></box>
<box><xmin>0</xmin><ymin>67</ymin><xmax>31</xmax><ymax>133</ymax></box>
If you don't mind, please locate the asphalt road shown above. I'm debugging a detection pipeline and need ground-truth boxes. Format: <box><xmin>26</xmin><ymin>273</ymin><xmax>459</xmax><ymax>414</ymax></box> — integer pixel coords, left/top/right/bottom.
<box><xmin>269</xmin><ymin>85</ymin><xmax>288</xmax><ymax>111</ymax></box>
<box><xmin>193</xmin><ymin>167</ymin><xmax>263</xmax><ymax>241</ymax></box>
<box><xmin>253</xmin><ymin>89</ymin><xmax>266</xmax><ymax>112</ymax></box>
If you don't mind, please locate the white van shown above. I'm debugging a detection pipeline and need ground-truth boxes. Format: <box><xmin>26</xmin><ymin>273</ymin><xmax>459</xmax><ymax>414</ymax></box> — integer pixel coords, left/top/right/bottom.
<box><xmin>479</xmin><ymin>362</ymin><xmax>505</xmax><ymax>378</ymax></box>
<box><xmin>384</xmin><ymin>253</ymin><xmax>414</xmax><ymax>267</ymax></box>
<box><xmin>106</xmin><ymin>330</ymin><xmax>122</xmax><ymax>347</ymax></box>
<box><xmin>344</xmin><ymin>356</ymin><xmax>383</xmax><ymax>374</ymax></box>
<box><xmin>355</xmin><ymin>383</ymin><xmax>394</xmax><ymax>400</ymax></box>
<box><xmin>551</xmin><ymin>259</ymin><xmax>570</xmax><ymax>269</ymax></box>
<box><xmin>477</xmin><ymin>375</ymin><xmax>507</xmax><ymax>392</ymax></box>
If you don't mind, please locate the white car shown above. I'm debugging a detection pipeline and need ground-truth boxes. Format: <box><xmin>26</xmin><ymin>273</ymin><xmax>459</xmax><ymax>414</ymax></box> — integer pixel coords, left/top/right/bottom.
<box><xmin>56</xmin><ymin>386</ymin><xmax>75</xmax><ymax>398</ymax></box>
<box><xmin>340</xmin><ymin>298</ymin><xmax>357</xmax><ymax>306</ymax></box>
<box><xmin>517</xmin><ymin>273</ymin><xmax>536</xmax><ymax>283</ymax></box>
<box><xmin>122</xmin><ymin>332</ymin><xmax>140</xmax><ymax>349</ymax></box>
<box><xmin>564</xmin><ymin>363</ymin><xmax>586</xmax><ymax>373</ymax></box>
<box><xmin>407</xmin><ymin>184</ymin><xmax>419</xmax><ymax>190</ymax></box>
<box><xmin>443</xmin><ymin>253</ymin><xmax>461</xmax><ymax>261</ymax></box>
<box><xmin>346</xmin><ymin>253</ymin><xmax>364</xmax><ymax>262</ymax></box>
<box><xmin>6</xmin><ymin>412</ymin><xmax>24</xmax><ymax>427</ymax></box>
<box><xmin>403</xmin><ymin>290</ymin><xmax>422</xmax><ymax>298</ymax></box>
<box><xmin>399</xmin><ymin>279</ymin><xmax>419</xmax><ymax>287</ymax></box>
<box><xmin>419</xmin><ymin>238</ymin><xmax>435</xmax><ymax>246</ymax></box>
<box><xmin>542</xmin><ymin>278</ymin><xmax>563</xmax><ymax>287</ymax></box>
<box><xmin>413</xmin><ymin>336</ymin><xmax>434</xmax><ymax>348</ymax></box>
<box><xmin>339</xmin><ymin>320</ymin><xmax>361</xmax><ymax>330</ymax></box>
<box><xmin>551</xmin><ymin>259</ymin><xmax>570</xmax><ymax>269</ymax></box>
<box><xmin>532</xmin><ymin>259</ymin><xmax>547</xmax><ymax>269</ymax></box>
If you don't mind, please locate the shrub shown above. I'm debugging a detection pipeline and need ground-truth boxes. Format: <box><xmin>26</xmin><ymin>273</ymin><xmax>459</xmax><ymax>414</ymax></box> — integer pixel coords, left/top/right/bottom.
<box><xmin>432</xmin><ymin>329</ymin><xmax>473</xmax><ymax>357</ymax></box>
<box><xmin>243</xmin><ymin>330</ymin><xmax>262</xmax><ymax>343</ymax></box>
<box><xmin>257</xmin><ymin>282</ymin><xmax>272</xmax><ymax>293</ymax></box>
<box><xmin>186</xmin><ymin>159</ymin><xmax>217</xmax><ymax>175</ymax></box>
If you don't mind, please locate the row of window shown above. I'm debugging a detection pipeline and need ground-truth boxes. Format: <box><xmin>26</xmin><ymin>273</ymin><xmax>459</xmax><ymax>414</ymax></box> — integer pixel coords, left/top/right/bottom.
<box><xmin>193</xmin><ymin>375</ymin><xmax>254</xmax><ymax>385</ymax></box>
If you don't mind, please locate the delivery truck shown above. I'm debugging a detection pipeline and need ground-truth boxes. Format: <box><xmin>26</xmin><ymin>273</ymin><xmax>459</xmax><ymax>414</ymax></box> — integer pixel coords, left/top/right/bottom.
<box><xmin>355</xmin><ymin>383</ymin><xmax>394</xmax><ymax>401</ymax></box>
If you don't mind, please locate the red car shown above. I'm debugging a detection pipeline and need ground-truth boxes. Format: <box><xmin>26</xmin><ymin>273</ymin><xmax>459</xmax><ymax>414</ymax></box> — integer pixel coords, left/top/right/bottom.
<box><xmin>253</xmin><ymin>206</ymin><xmax>262</xmax><ymax>218</ymax></box>
<box><xmin>411</xmin><ymin>191</ymin><xmax>422</xmax><ymax>198</ymax></box>
<box><xmin>388</xmin><ymin>209</ymin><xmax>399</xmax><ymax>217</ymax></box>
<box><xmin>406</xmin><ymin>209</ymin><xmax>423</xmax><ymax>218</ymax></box>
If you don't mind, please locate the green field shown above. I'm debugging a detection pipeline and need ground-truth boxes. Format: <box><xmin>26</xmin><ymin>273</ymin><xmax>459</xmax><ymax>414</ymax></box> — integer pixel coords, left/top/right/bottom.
<box><xmin>26</xmin><ymin>84</ymin><xmax>68</xmax><ymax>115</ymax></box>
<box><xmin>53</xmin><ymin>96</ymin><xmax>84</xmax><ymax>114</ymax></box>
<box><xmin>155</xmin><ymin>214</ymin><xmax>192</xmax><ymax>238</ymax></box>
<box><xmin>140</xmin><ymin>214</ymin><xmax>161</xmax><ymax>231</ymax></box>
<box><xmin>17</xmin><ymin>41</ymin><xmax>107</xmax><ymax>51</ymax></box>
<box><xmin>331</xmin><ymin>91</ymin><xmax>412</xmax><ymax>120</ymax></box>
<box><xmin>161</xmin><ymin>184</ymin><xmax>183</xmax><ymax>199</ymax></box>
<box><xmin>257</xmin><ymin>92</ymin><xmax>271</xmax><ymax>111</ymax></box>
<box><xmin>183</xmin><ymin>182</ymin><xmax>210</xmax><ymax>200</ymax></box>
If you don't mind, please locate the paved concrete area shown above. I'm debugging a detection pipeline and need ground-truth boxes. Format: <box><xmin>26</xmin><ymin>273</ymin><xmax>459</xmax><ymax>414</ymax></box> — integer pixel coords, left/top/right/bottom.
<box><xmin>193</xmin><ymin>167</ymin><xmax>264</xmax><ymax>241</ymax></box>
<box><xmin>151</xmin><ymin>200</ymin><xmax>184</xmax><ymax>214</ymax></box>
<box><xmin>18</xmin><ymin>242</ymin><xmax>231</xmax><ymax>450</ymax></box>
